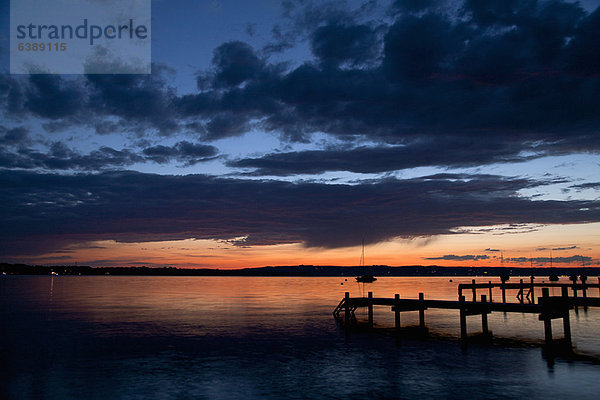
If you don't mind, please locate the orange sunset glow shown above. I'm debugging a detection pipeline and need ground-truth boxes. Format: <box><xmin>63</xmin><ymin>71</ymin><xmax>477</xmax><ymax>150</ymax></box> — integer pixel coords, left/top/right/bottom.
<box><xmin>26</xmin><ymin>222</ymin><xmax>600</xmax><ymax>269</ymax></box>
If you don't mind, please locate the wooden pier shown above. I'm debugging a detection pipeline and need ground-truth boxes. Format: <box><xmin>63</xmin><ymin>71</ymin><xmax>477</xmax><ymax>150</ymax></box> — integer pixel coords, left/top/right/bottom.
<box><xmin>333</xmin><ymin>277</ymin><xmax>600</xmax><ymax>350</ymax></box>
<box><xmin>458</xmin><ymin>276</ymin><xmax>600</xmax><ymax>307</ymax></box>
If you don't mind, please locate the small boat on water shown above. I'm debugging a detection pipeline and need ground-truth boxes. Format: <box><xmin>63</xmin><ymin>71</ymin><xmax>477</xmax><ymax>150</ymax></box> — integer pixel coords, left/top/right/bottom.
<box><xmin>355</xmin><ymin>239</ymin><xmax>377</xmax><ymax>283</ymax></box>
<box><xmin>356</xmin><ymin>274</ymin><xmax>377</xmax><ymax>283</ymax></box>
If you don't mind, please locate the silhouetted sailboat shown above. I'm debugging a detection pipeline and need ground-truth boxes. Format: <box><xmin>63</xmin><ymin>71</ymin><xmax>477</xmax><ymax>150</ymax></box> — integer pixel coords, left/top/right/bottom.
<box><xmin>355</xmin><ymin>239</ymin><xmax>376</xmax><ymax>283</ymax></box>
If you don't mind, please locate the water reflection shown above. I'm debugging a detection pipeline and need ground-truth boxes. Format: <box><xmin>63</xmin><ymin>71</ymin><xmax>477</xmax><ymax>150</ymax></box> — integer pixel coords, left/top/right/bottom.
<box><xmin>2</xmin><ymin>276</ymin><xmax>600</xmax><ymax>399</ymax></box>
<box><xmin>4</xmin><ymin>276</ymin><xmax>600</xmax><ymax>347</ymax></box>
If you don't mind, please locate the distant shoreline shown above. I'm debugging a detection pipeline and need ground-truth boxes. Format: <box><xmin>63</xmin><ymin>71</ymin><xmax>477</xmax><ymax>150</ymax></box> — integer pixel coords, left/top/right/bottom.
<box><xmin>2</xmin><ymin>263</ymin><xmax>599</xmax><ymax>278</ymax></box>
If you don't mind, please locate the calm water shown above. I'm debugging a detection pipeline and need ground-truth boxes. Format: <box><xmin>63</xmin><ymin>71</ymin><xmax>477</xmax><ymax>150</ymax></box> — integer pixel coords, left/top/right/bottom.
<box><xmin>2</xmin><ymin>276</ymin><xmax>600</xmax><ymax>399</ymax></box>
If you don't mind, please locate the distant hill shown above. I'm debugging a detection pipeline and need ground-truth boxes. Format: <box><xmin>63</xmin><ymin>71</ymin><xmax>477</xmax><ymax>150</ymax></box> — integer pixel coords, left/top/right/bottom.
<box><xmin>1</xmin><ymin>263</ymin><xmax>599</xmax><ymax>278</ymax></box>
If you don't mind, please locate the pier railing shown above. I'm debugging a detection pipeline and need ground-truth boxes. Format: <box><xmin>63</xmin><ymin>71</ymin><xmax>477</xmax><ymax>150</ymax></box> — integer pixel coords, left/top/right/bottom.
<box><xmin>457</xmin><ymin>276</ymin><xmax>600</xmax><ymax>306</ymax></box>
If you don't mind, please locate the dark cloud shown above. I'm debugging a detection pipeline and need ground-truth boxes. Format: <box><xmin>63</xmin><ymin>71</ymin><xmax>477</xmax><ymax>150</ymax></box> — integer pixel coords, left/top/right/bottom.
<box><xmin>0</xmin><ymin>75</ymin><xmax>27</xmax><ymax>115</ymax></box>
<box><xmin>0</xmin><ymin>144</ymin><xmax>143</xmax><ymax>171</ymax></box>
<box><xmin>463</xmin><ymin>0</ymin><xmax>537</xmax><ymax>26</ymax></box>
<box><xmin>25</xmin><ymin>75</ymin><xmax>87</xmax><ymax>119</ymax></box>
<box><xmin>383</xmin><ymin>12</ymin><xmax>461</xmax><ymax>80</ymax></box>
<box><xmin>0</xmin><ymin>126</ymin><xmax>29</xmax><ymax>146</ymax></box>
<box><xmin>566</xmin><ymin>7</ymin><xmax>600</xmax><ymax>75</ymax></box>
<box><xmin>0</xmin><ymin>141</ymin><xmax>218</xmax><ymax>171</ymax></box>
<box><xmin>392</xmin><ymin>0</ymin><xmax>439</xmax><ymax>13</ymax></box>
<box><xmin>485</xmin><ymin>248</ymin><xmax>501</xmax><ymax>252</ymax></box>
<box><xmin>211</xmin><ymin>41</ymin><xmax>265</xmax><ymax>87</ymax></box>
<box><xmin>552</xmin><ymin>246</ymin><xmax>578</xmax><ymax>251</ymax></box>
<box><xmin>142</xmin><ymin>141</ymin><xmax>219</xmax><ymax>165</ymax></box>
<box><xmin>205</xmin><ymin>112</ymin><xmax>252</xmax><ymax>141</ymax></box>
<box><xmin>1</xmin><ymin>171</ymin><xmax>599</xmax><ymax>257</ymax></box>
<box><xmin>86</xmin><ymin>69</ymin><xmax>178</xmax><ymax>133</ymax></box>
<box><xmin>570</xmin><ymin>182</ymin><xmax>600</xmax><ymax>190</ymax></box>
<box><xmin>280</xmin><ymin>0</ymin><xmax>360</xmax><ymax>36</ymax></box>
<box><xmin>311</xmin><ymin>23</ymin><xmax>379</xmax><ymax>65</ymax></box>
<box><xmin>207</xmin><ymin>0</ymin><xmax>600</xmax><ymax>166</ymax></box>
<box><xmin>507</xmin><ymin>255</ymin><xmax>593</xmax><ymax>265</ymax></box>
<box><xmin>0</xmin><ymin>1</ymin><xmax>599</xmax><ymax>176</ymax></box>
<box><xmin>1</xmin><ymin>68</ymin><xmax>178</xmax><ymax>135</ymax></box>
<box><xmin>424</xmin><ymin>254</ymin><xmax>490</xmax><ymax>261</ymax></box>
<box><xmin>228</xmin><ymin>138</ymin><xmax>531</xmax><ymax>175</ymax></box>
<box><xmin>452</xmin><ymin>223</ymin><xmax>544</xmax><ymax>235</ymax></box>
<box><xmin>535</xmin><ymin>245</ymin><xmax>579</xmax><ymax>251</ymax></box>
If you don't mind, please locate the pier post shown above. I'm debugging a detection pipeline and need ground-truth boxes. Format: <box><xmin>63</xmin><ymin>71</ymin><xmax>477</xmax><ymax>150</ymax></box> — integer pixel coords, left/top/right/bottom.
<box><xmin>488</xmin><ymin>281</ymin><xmax>493</xmax><ymax>303</ymax></box>
<box><xmin>561</xmin><ymin>287</ymin><xmax>572</xmax><ymax>349</ymax></box>
<box><xmin>481</xmin><ymin>295</ymin><xmax>489</xmax><ymax>336</ymax></box>
<box><xmin>419</xmin><ymin>293</ymin><xmax>426</xmax><ymax>332</ymax></box>
<box><xmin>530</xmin><ymin>276</ymin><xmax>535</xmax><ymax>304</ymax></box>
<box><xmin>472</xmin><ymin>279</ymin><xmax>477</xmax><ymax>302</ymax></box>
<box><xmin>580</xmin><ymin>275</ymin><xmax>588</xmax><ymax>311</ymax></box>
<box><xmin>394</xmin><ymin>294</ymin><xmax>401</xmax><ymax>344</ymax></box>
<box><xmin>459</xmin><ymin>295</ymin><xmax>467</xmax><ymax>342</ymax></box>
<box><xmin>501</xmin><ymin>281</ymin><xmax>506</xmax><ymax>304</ymax></box>
<box><xmin>541</xmin><ymin>288</ymin><xmax>553</xmax><ymax>347</ymax></box>
<box><xmin>570</xmin><ymin>275</ymin><xmax>579</xmax><ymax>314</ymax></box>
<box><xmin>518</xmin><ymin>279</ymin><xmax>524</xmax><ymax>304</ymax></box>
<box><xmin>368</xmin><ymin>291</ymin><xmax>374</xmax><ymax>328</ymax></box>
<box><xmin>344</xmin><ymin>292</ymin><xmax>350</xmax><ymax>327</ymax></box>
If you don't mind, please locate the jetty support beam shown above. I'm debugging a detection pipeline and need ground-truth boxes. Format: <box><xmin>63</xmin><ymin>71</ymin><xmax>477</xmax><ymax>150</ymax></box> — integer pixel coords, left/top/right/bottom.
<box><xmin>368</xmin><ymin>291</ymin><xmax>373</xmax><ymax>328</ymax></box>
<box><xmin>541</xmin><ymin>288</ymin><xmax>553</xmax><ymax>347</ymax></box>
<box><xmin>419</xmin><ymin>292</ymin><xmax>426</xmax><ymax>333</ymax></box>
<box><xmin>561</xmin><ymin>287</ymin><xmax>572</xmax><ymax>349</ymax></box>
<box><xmin>459</xmin><ymin>295</ymin><xmax>467</xmax><ymax>342</ymax></box>
<box><xmin>344</xmin><ymin>292</ymin><xmax>350</xmax><ymax>327</ymax></box>
<box><xmin>394</xmin><ymin>294</ymin><xmax>401</xmax><ymax>344</ymax></box>
<box><xmin>481</xmin><ymin>295</ymin><xmax>489</xmax><ymax>336</ymax></box>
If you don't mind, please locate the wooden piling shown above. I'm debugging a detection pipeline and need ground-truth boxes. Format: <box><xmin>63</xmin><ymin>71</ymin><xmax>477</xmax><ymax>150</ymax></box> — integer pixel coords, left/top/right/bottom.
<box><xmin>394</xmin><ymin>294</ymin><xmax>401</xmax><ymax>344</ymax></box>
<box><xmin>541</xmin><ymin>288</ymin><xmax>553</xmax><ymax>347</ymax></box>
<box><xmin>572</xmin><ymin>276</ymin><xmax>579</xmax><ymax>314</ymax></box>
<box><xmin>472</xmin><ymin>279</ymin><xmax>477</xmax><ymax>302</ymax></box>
<box><xmin>481</xmin><ymin>295</ymin><xmax>489</xmax><ymax>336</ymax></box>
<box><xmin>459</xmin><ymin>295</ymin><xmax>467</xmax><ymax>342</ymax></box>
<box><xmin>561</xmin><ymin>287</ymin><xmax>572</xmax><ymax>349</ymax></box>
<box><xmin>501</xmin><ymin>281</ymin><xmax>507</xmax><ymax>304</ymax></box>
<box><xmin>488</xmin><ymin>281</ymin><xmax>493</xmax><ymax>303</ymax></box>
<box><xmin>344</xmin><ymin>292</ymin><xmax>350</xmax><ymax>326</ymax></box>
<box><xmin>581</xmin><ymin>276</ymin><xmax>588</xmax><ymax>311</ymax></box>
<box><xmin>368</xmin><ymin>291</ymin><xmax>374</xmax><ymax>328</ymax></box>
<box><xmin>419</xmin><ymin>292</ymin><xmax>426</xmax><ymax>331</ymax></box>
<box><xmin>518</xmin><ymin>279</ymin><xmax>524</xmax><ymax>304</ymax></box>
<box><xmin>529</xmin><ymin>276</ymin><xmax>535</xmax><ymax>304</ymax></box>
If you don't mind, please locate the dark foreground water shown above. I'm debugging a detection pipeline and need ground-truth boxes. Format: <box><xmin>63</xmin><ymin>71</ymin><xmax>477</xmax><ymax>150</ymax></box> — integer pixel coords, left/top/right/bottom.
<box><xmin>2</xmin><ymin>276</ymin><xmax>600</xmax><ymax>399</ymax></box>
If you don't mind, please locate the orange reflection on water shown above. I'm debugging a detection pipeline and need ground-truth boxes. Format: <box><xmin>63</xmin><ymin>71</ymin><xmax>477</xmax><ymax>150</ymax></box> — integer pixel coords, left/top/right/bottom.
<box><xmin>11</xmin><ymin>275</ymin><xmax>600</xmax><ymax>351</ymax></box>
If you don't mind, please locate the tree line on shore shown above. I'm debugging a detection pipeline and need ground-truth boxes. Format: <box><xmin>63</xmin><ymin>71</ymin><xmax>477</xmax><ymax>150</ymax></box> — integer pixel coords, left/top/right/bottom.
<box><xmin>1</xmin><ymin>263</ymin><xmax>599</xmax><ymax>278</ymax></box>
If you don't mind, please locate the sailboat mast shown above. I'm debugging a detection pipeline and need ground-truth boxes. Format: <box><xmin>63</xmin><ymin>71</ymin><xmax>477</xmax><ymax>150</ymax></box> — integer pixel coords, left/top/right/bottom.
<box><xmin>360</xmin><ymin>238</ymin><xmax>365</xmax><ymax>268</ymax></box>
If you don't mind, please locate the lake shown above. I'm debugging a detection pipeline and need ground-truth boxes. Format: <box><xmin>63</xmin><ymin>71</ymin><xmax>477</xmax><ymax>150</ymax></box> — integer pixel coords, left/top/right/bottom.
<box><xmin>2</xmin><ymin>276</ymin><xmax>600</xmax><ymax>399</ymax></box>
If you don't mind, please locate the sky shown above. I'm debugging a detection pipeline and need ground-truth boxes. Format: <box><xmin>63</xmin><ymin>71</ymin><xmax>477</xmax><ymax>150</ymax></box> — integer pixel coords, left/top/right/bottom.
<box><xmin>0</xmin><ymin>0</ymin><xmax>599</xmax><ymax>269</ymax></box>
